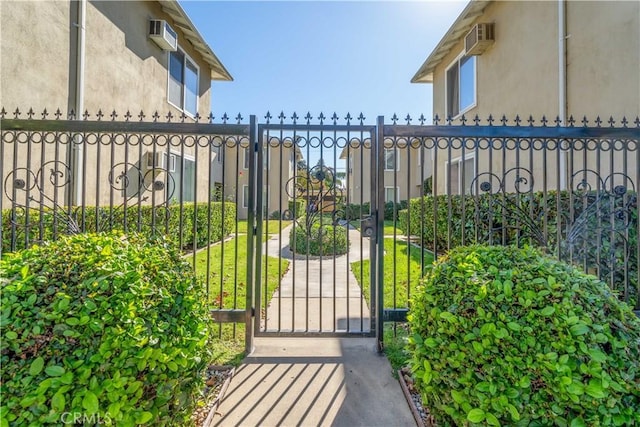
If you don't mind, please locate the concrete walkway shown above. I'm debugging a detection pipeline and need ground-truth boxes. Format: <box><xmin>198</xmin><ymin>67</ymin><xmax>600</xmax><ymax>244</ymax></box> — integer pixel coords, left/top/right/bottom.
<box><xmin>211</xmin><ymin>337</ymin><xmax>416</xmax><ymax>427</ymax></box>
<box><xmin>210</xmin><ymin>224</ymin><xmax>415</xmax><ymax>426</ymax></box>
<box><xmin>261</xmin><ymin>225</ymin><xmax>372</xmax><ymax>333</ymax></box>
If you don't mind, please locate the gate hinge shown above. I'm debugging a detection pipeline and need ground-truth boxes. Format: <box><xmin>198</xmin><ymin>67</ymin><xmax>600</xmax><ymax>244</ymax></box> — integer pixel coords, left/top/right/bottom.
<box><xmin>253</xmin><ymin>227</ymin><xmax>258</xmax><ymax>235</ymax></box>
<box><xmin>251</xmin><ymin>307</ymin><xmax>256</xmax><ymax>317</ymax></box>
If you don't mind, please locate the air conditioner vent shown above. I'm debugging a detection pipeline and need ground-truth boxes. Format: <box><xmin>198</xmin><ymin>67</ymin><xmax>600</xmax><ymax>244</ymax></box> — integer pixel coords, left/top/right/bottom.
<box><xmin>149</xmin><ymin>19</ymin><xmax>177</xmax><ymax>51</ymax></box>
<box><xmin>465</xmin><ymin>23</ymin><xmax>494</xmax><ymax>56</ymax></box>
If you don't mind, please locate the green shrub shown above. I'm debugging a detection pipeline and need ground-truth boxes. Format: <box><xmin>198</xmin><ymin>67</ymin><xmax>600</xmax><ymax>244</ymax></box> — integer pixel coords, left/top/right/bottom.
<box><xmin>343</xmin><ymin>202</ymin><xmax>371</xmax><ymax>220</ymax></box>
<box><xmin>290</xmin><ymin>219</ymin><xmax>349</xmax><ymax>256</ymax></box>
<box><xmin>2</xmin><ymin>202</ymin><xmax>236</xmax><ymax>254</ymax></box>
<box><xmin>0</xmin><ymin>233</ymin><xmax>212</xmax><ymax>426</ymax></box>
<box><xmin>409</xmin><ymin>245</ymin><xmax>640</xmax><ymax>426</ymax></box>
<box><xmin>287</xmin><ymin>200</ymin><xmax>306</xmax><ymax>219</ymax></box>
<box><xmin>397</xmin><ymin>191</ymin><xmax>638</xmax><ymax>306</ymax></box>
<box><xmin>343</xmin><ymin>201</ymin><xmax>407</xmax><ymax>221</ymax></box>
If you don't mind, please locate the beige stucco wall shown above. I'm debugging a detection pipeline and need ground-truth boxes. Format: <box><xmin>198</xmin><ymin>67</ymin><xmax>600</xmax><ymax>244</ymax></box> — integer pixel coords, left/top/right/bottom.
<box><xmin>1</xmin><ymin>1</ymin><xmax>72</xmax><ymax>112</ymax></box>
<box><xmin>1</xmin><ymin>1</ymin><xmax>212</xmax><ymax>116</ymax></box>
<box><xmin>343</xmin><ymin>138</ymin><xmax>426</xmax><ymax>205</ymax></box>
<box><xmin>429</xmin><ymin>1</ymin><xmax>639</xmax><ymax>195</ymax></box>
<box><xmin>1</xmin><ymin>1</ymin><xmax>223</xmax><ymax>209</ymax></box>
<box><xmin>224</xmin><ymin>142</ymin><xmax>298</xmax><ymax>220</ymax></box>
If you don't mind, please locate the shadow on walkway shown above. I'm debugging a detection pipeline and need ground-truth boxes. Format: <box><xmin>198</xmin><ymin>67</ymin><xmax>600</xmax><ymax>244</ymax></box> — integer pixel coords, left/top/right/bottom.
<box><xmin>212</xmin><ymin>338</ymin><xmax>415</xmax><ymax>427</ymax></box>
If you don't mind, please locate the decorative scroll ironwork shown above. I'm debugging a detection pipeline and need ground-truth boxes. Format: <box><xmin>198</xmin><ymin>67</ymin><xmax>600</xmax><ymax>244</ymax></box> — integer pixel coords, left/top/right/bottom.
<box><xmin>561</xmin><ymin>171</ymin><xmax>637</xmax><ymax>287</ymax></box>
<box><xmin>282</xmin><ymin>162</ymin><xmax>345</xmax><ymax>243</ymax></box>
<box><xmin>3</xmin><ymin>159</ymin><xmax>174</xmax><ymax>250</ymax></box>
<box><xmin>471</xmin><ymin>168</ymin><xmax>637</xmax><ymax>290</ymax></box>
<box><xmin>470</xmin><ymin>166</ymin><xmax>548</xmax><ymax>247</ymax></box>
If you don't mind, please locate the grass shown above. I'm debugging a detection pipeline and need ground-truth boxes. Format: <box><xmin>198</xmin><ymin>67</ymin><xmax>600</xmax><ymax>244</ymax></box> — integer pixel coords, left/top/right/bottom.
<box><xmin>192</xmin><ymin>234</ymin><xmax>289</xmax><ymax>365</ymax></box>
<box><xmin>383</xmin><ymin>220</ymin><xmax>404</xmax><ymax>236</ymax></box>
<box><xmin>350</xmin><ymin>237</ymin><xmax>434</xmax><ymax>375</ymax></box>
<box><xmin>348</xmin><ymin>220</ymin><xmax>406</xmax><ymax>236</ymax></box>
<box><xmin>350</xmin><ymin>238</ymin><xmax>434</xmax><ymax>309</ymax></box>
<box><xmin>382</xmin><ymin>323</ymin><xmax>411</xmax><ymax>374</ymax></box>
<box><xmin>236</xmin><ymin>220</ymin><xmax>293</xmax><ymax>235</ymax></box>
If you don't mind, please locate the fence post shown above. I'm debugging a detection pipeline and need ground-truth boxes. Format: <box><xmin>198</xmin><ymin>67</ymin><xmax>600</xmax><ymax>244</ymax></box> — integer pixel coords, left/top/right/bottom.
<box><xmin>376</xmin><ymin>116</ymin><xmax>385</xmax><ymax>349</ymax></box>
<box><xmin>245</xmin><ymin>115</ymin><xmax>257</xmax><ymax>355</ymax></box>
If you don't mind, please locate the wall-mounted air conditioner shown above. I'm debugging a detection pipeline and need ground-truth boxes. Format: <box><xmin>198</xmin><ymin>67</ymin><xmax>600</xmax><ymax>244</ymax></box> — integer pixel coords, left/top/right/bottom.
<box><xmin>149</xmin><ymin>20</ymin><xmax>178</xmax><ymax>51</ymax></box>
<box><xmin>465</xmin><ymin>23</ymin><xmax>495</xmax><ymax>56</ymax></box>
<box><xmin>147</xmin><ymin>152</ymin><xmax>176</xmax><ymax>172</ymax></box>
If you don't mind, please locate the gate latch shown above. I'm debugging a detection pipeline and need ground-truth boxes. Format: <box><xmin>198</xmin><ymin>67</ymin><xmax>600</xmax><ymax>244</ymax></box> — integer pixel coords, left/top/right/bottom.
<box><xmin>361</xmin><ymin>215</ymin><xmax>375</xmax><ymax>240</ymax></box>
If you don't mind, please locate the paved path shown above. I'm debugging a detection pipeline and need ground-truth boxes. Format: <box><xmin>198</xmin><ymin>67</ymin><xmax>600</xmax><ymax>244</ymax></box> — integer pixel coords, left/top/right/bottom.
<box><xmin>210</xmin><ymin>225</ymin><xmax>415</xmax><ymax>427</ymax></box>
<box><xmin>260</xmin><ymin>225</ymin><xmax>371</xmax><ymax>333</ymax></box>
<box><xmin>212</xmin><ymin>338</ymin><xmax>416</xmax><ymax>427</ymax></box>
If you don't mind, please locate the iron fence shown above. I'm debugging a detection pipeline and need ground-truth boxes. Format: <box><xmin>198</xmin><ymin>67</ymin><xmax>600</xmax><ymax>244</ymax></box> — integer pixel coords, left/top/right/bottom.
<box><xmin>1</xmin><ymin>109</ymin><xmax>638</xmax><ymax>353</ymax></box>
<box><xmin>1</xmin><ymin>109</ymin><xmax>256</xmax><ymax>349</ymax></box>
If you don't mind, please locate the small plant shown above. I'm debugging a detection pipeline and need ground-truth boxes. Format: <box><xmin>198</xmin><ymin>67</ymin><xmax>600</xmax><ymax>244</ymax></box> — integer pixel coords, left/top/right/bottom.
<box><xmin>290</xmin><ymin>219</ymin><xmax>349</xmax><ymax>256</ymax></box>
<box><xmin>409</xmin><ymin>245</ymin><xmax>640</xmax><ymax>426</ymax></box>
<box><xmin>1</xmin><ymin>233</ymin><xmax>212</xmax><ymax>426</ymax></box>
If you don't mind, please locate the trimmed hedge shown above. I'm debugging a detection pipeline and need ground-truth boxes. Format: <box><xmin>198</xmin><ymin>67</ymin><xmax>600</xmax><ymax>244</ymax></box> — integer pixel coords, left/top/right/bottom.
<box><xmin>397</xmin><ymin>191</ymin><xmax>638</xmax><ymax>305</ymax></box>
<box><xmin>290</xmin><ymin>219</ymin><xmax>349</xmax><ymax>256</ymax></box>
<box><xmin>342</xmin><ymin>201</ymin><xmax>407</xmax><ymax>221</ymax></box>
<box><xmin>2</xmin><ymin>202</ymin><xmax>236</xmax><ymax>254</ymax></box>
<box><xmin>287</xmin><ymin>200</ymin><xmax>306</xmax><ymax>219</ymax></box>
<box><xmin>409</xmin><ymin>245</ymin><xmax>640</xmax><ymax>426</ymax></box>
<box><xmin>0</xmin><ymin>233</ymin><xmax>212</xmax><ymax>425</ymax></box>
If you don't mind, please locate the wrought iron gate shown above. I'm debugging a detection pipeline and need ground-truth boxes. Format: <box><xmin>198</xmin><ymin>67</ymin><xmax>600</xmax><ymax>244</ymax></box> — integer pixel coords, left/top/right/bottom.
<box><xmin>2</xmin><ymin>110</ymin><xmax>638</xmax><ymax>355</ymax></box>
<box><xmin>250</xmin><ymin>115</ymin><xmax>382</xmax><ymax>339</ymax></box>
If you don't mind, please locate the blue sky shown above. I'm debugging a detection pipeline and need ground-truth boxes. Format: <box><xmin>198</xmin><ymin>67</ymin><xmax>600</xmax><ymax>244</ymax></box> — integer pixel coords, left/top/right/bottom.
<box><xmin>182</xmin><ymin>1</ymin><xmax>467</xmax><ymax>125</ymax></box>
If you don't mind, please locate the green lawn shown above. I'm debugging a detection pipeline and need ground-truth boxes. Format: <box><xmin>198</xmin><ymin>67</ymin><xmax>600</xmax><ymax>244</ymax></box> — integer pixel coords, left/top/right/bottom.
<box><xmin>192</xmin><ymin>234</ymin><xmax>289</xmax><ymax>365</ymax></box>
<box><xmin>350</xmin><ymin>238</ymin><xmax>433</xmax><ymax>309</ymax></box>
<box><xmin>236</xmin><ymin>220</ymin><xmax>293</xmax><ymax>235</ymax></box>
<box><xmin>382</xmin><ymin>220</ymin><xmax>404</xmax><ymax>236</ymax></box>
<box><xmin>348</xmin><ymin>220</ymin><xmax>405</xmax><ymax>236</ymax></box>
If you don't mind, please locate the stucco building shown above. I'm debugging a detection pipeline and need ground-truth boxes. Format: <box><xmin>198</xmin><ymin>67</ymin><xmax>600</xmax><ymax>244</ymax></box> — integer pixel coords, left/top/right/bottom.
<box><xmin>411</xmin><ymin>0</ymin><xmax>639</xmax><ymax>194</ymax></box>
<box><xmin>340</xmin><ymin>138</ymin><xmax>431</xmax><ymax>205</ymax></box>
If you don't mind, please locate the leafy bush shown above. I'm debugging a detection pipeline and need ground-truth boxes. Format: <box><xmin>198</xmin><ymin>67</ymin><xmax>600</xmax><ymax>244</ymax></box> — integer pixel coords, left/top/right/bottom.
<box><xmin>0</xmin><ymin>233</ymin><xmax>212</xmax><ymax>426</ymax></box>
<box><xmin>290</xmin><ymin>219</ymin><xmax>349</xmax><ymax>256</ymax></box>
<box><xmin>2</xmin><ymin>202</ymin><xmax>236</xmax><ymax>254</ymax></box>
<box><xmin>409</xmin><ymin>245</ymin><xmax>640</xmax><ymax>426</ymax></box>
<box><xmin>342</xmin><ymin>201</ymin><xmax>407</xmax><ymax>221</ymax></box>
<box><xmin>343</xmin><ymin>202</ymin><xmax>371</xmax><ymax>220</ymax></box>
<box><xmin>287</xmin><ymin>200</ymin><xmax>306</xmax><ymax>219</ymax></box>
<box><xmin>397</xmin><ymin>191</ymin><xmax>638</xmax><ymax>306</ymax></box>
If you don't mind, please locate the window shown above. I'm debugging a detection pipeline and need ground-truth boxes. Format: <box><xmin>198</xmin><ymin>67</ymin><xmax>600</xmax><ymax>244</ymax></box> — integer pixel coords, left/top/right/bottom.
<box><xmin>384</xmin><ymin>148</ymin><xmax>397</xmax><ymax>171</ymax></box>
<box><xmin>384</xmin><ymin>186</ymin><xmax>400</xmax><ymax>203</ymax></box>
<box><xmin>243</xmin><ymin>145</ymin><xmax>250</xmax><ymax>170</ymax></box>
<box><xmin>212</xmin><ymin>145</ymin><xmax>222</xmax><ymax>163</ymax></box>
<box><xmin>168</xmin><ymin>48</ymin><xmax>199</xmax><ymax>116</ymax></box>
<box><xmin>446</xmin><ymin>155</ymin><xmax>475</xmax><ymax>195</ymax></box>
<box><xmin>242</xmin><ymin>185</ymin><xmax>249</xmax><ymax>208</ymax></box>
<box><xmin>446</xmin><ymin>54</ymin><xmax>476</xmax><ymax>118</ymax></box>
<box><xmin>262</xmin><ymin>185</ymin><xmax>270</xmax><ymax>215</ymax></box>
<box><xmin>167</xmin><ymin>153</ymin><xmax>195</xmax><ymax>202</ymax></box>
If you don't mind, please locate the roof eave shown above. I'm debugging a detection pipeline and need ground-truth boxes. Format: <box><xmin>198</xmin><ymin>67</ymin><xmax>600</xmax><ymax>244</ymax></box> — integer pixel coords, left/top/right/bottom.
<box><xmin>411</xmin><ymin>0</ymin><xmax>491</xmax><ymax>84</ymax></box>
<box><xmin>160</xmin><ymin>0</ymin><xmax>233</xmax><ymax>81</ymax></box>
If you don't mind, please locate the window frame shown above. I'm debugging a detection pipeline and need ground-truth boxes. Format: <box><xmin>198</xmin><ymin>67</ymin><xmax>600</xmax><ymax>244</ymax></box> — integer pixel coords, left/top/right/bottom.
<box><xmin>445</xmin><ymin>51</ymin><xmax>477</xmax><ymax>119</ymax></box>
<box><xmin>444</xmin><ymin>154</ymin><xmax>476</xmax><ymax>195</ymax></box>
<box><xmin>242</xmin><ymin>185</ymin><xmax>249</xmax><ymax>209</ymax></box>
<box><xmin>243</xmin><ymin>145</ymin><xmax>250</xmax><ymax>170</ymax></box>
<box><xmin>167</xmin><ymin>47</ymin><xmax>200</xmax><ymax>117</ymax></box>
<box><xmin>384</xmin><ymin>186</ymin><xmax>400</xmax><ymax>203</ymax></box>
<box><xmin>383</xmin><ymin>148</ymin><xmax>398</xmax><ymax>172</ymax></box>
